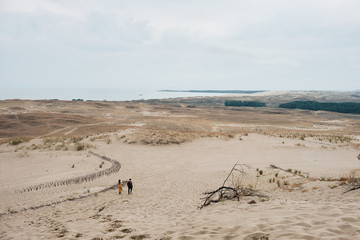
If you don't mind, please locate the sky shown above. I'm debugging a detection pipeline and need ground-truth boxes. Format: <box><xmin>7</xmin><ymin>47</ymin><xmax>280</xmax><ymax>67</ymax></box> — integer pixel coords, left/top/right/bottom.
<box><xmin>0</xmin><ymin>0</ymin><xmax>359</xmax><ymax>91</ymax></box>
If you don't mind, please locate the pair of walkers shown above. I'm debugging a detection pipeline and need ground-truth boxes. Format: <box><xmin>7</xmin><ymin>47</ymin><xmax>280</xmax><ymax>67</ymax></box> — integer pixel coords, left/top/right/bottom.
<box><xmin>118</xmin><ymin>179</ymin><xmax>133</xmax><ymax>194</ymax></box>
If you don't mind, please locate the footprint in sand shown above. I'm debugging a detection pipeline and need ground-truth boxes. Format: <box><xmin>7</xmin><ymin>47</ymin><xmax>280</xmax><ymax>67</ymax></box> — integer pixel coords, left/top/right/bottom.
<box><xmin>121</xmin><ymin>228</ymin><xmax>133</xmax><ymax>233</ymax></box>
<box><xmin>100</xmin><ymin>215</ymin><xmax>112</xmax><ymax>223</ymax></box>
<box><xmin>109</xmin><ymin>235</ymin><xmax>126</xmax><ymax>239</ymax></box>
<box><xmin>244</xmin><ymin>232</ymin><xmax>270</xmax><ymax>240</ymax></box>
<box><xmin>111</xmin><ymin>220</ymin><xmax>123</xmax><ymax>228</ymax></box>
<box><xmin>74</xmin><ymin>233</ymin><xmax>83</xmax><ymax>238</ymax></box>
<box><xmin>129</xmin><ymin>234</ymin><xmax>150</xmax><ymax>240</ymax></box>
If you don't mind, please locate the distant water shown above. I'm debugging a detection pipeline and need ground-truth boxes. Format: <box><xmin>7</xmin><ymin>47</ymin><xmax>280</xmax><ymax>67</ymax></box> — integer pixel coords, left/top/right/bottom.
<box><xmin>0</xmin><ymin>88</ymin><xmax>254</xmax><ymax>101</ymax></box>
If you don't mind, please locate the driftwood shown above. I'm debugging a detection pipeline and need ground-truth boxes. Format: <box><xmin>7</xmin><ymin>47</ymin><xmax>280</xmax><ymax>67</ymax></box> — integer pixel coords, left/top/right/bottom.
<box><xmin>200</xmin><ymin>163</ymin><xmax>268</xmax><ymax>209</ymax></box>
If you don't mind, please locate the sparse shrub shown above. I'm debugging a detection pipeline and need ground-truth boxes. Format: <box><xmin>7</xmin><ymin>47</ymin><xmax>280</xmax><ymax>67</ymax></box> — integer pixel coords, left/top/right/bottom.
<box><xmin>71</xmin><ymin>137</ymin><xmax>83</xmax><ymax>144</ymax></box>
<box><xmin>9</xmin><ymin>137</ymin><xmax>28</xmax><ymax>145</ymax></box>
<box><xmin>76</xmin><ymin>143</ymin><xmax>85</xmax><ymax>151</ymax></box>
<box><xmin>7</xmin><ymin>208</ymin><xmax>17</xmax><ymax>214</ymax></box>
<box><xmin>339</xmin><ymin>176</ymin><xmax>348</xmax><ymax>182</ymax></box>
<box><xmin>339</xmin><ymin>181</ymin><xmax>347</xmax><ymax>186</ymax></box>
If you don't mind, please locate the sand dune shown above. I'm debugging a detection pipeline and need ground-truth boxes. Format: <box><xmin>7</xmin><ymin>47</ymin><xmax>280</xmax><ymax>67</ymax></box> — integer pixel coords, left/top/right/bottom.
<box><xmin>1</xmin><ymin>133</ymin><xmax>360</xmax><ymax>239</ymax></box>
<box><xmin>1</xmin><ymin>94</ymin><xmax>360</xmax><ymax>239</ymax></box>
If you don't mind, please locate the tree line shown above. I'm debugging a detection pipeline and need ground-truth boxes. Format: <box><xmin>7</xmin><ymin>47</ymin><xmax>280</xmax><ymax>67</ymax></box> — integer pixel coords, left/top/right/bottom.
<box><xmin>279</xmin><ymin>101</ymin><xmax>360</xmax><ymax>114</ymax></box>
<box><xmin>224</xmin><ymin>100</ymin><xmax>266</xmax><ymax>107</ymax></box>
<box><xmin>224</xmin><ymin>100</ymin><xmax>360</xmax><ymax>114</ymax></box>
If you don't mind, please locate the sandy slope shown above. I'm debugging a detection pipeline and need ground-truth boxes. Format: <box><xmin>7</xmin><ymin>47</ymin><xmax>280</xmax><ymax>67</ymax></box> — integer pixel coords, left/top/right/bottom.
<box><xmin>1</xmin><ymin>134</ymin><xmax>360</xmax><ymax>240</ymax></box>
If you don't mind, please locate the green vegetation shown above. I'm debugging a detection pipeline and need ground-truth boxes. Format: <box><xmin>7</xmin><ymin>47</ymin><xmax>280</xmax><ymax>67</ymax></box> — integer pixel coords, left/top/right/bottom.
<box><xmin>225</xmin><ymin>100</ymin><xmax>266</xmax><ymax>107</ymax></box>
<box><xmin>279</xmin><ymin>101</ymin><xmax>360</xmax><ymax>114</ymax></box>
<box><xmin>9</xmin><ymin>137</ymin><xmax>29</xmax><ymax>146</ymax></box>
<box><xmin>9</xmin><ymin>138</ymin><xmax>24</xmax><ymax>145</ymax></box>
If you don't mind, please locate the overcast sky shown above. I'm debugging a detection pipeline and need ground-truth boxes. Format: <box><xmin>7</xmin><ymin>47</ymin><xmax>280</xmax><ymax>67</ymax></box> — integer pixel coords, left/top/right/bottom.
<box><xmin>0</xmin><ymin>0</ymin><xmax>359</xmax><ymax>91</ymax></box>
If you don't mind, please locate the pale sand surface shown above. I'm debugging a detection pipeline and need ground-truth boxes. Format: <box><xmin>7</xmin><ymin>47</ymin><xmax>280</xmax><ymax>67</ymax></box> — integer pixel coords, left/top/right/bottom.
<box><xmin>1</xmin><ymin>133</ymin><xmax>360</xmax><ymax>239</ymax></box>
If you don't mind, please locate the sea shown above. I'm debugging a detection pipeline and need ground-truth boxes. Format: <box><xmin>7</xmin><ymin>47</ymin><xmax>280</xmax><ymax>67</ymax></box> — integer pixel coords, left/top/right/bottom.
<box><xmin>0</xmin><ymin>88</ymin><xmax>246</xmax><ymax>101</ymax></box>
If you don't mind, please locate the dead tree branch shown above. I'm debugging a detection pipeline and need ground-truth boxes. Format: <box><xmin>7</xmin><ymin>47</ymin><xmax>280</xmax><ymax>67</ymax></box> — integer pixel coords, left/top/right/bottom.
<box><xmin>200</xmin><ymin>163</ymin><xmax>268</xmax><ymax>209</ymax></box>
<box><xmin>344</xmin><ymin>178</ymin><xmax>360</xmax><ymax>193</ymax></box>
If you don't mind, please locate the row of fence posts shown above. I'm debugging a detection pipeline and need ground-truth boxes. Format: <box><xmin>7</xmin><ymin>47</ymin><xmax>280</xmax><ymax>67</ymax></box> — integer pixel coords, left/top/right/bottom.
<box><xmin>19</xmin><ymin>151</ymin><xmax>121</xmax><ymax>193</ymax></box>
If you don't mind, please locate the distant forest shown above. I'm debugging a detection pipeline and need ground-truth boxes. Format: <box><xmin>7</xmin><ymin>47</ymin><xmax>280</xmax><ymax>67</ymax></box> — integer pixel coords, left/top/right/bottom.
<box><xmin>225</xmin><ymin>100</ymin><xmax>266</xmax><ymax>107</ymax></box>
<box><xmin>279</xmin><ymin>101</ymin><xmax>360</xmax><ymax>114</ymax></box>
<box><xmin>160</xmin><ymin>90</ymin><xmax>265</xmax><ymax>94</ymax></box>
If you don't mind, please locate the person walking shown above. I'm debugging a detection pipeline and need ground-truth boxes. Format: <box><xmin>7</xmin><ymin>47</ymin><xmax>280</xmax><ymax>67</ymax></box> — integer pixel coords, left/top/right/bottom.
<box><xmin>127</xmin><ymin>178</ymin><xmax>133</xmax><ymax>194</ymax></box>
<box><xmin>118</xmin><ymin>179</ymin><xmax>122</xmax><ymax>194</ymax></box>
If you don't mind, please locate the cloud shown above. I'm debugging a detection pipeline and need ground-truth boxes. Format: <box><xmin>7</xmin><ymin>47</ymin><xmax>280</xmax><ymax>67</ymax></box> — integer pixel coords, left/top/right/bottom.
<box><xmin>0</xmin><ymin>0</ymin><xmax>359</xmax><ymax>90</ymax></box>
